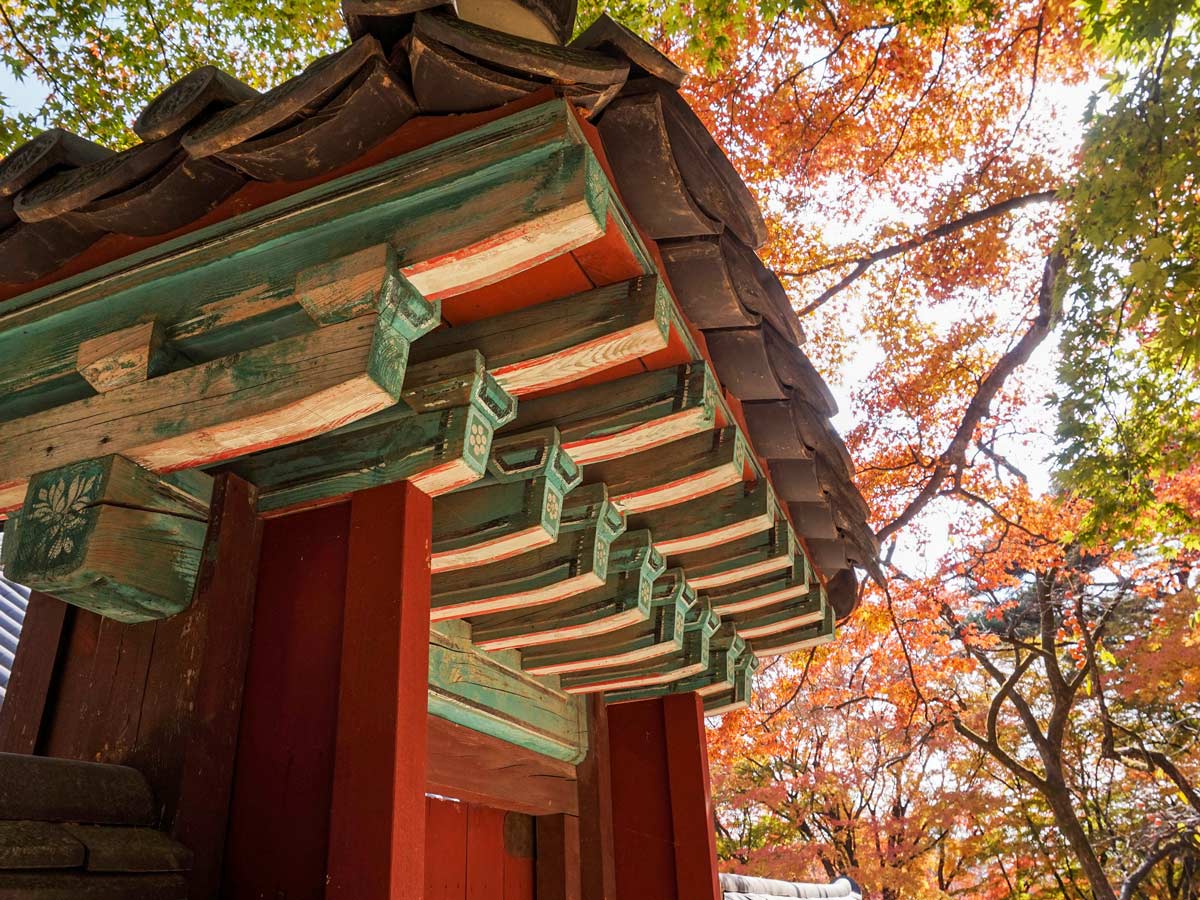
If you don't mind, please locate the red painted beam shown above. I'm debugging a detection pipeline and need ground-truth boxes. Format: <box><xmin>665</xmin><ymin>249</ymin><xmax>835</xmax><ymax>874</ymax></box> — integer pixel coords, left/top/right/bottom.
<box><xmin>326</xmin><ymin>480</ymin><xmax>433</xmax><ymax>899</ymax></box>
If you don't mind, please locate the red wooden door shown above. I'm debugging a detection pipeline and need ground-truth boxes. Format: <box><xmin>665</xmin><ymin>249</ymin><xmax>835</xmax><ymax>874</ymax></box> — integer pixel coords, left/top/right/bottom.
<box><xmin>425</xmin><ymin>796</ymin><xmax>535</xmax><ymax>900</ymax></box>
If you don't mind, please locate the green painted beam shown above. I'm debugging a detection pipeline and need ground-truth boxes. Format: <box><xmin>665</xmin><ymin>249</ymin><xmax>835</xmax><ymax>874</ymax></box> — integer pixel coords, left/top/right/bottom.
<box><xmin>431</xmin><ymin>485</ymin><xmax>627</xmax><ymax>622</ymax></box>
<box><xmin>0</xmin><ymin>100</ymin><xmax>606</xmax><ymax>427</ymax></box>
<box><xmin>521</xmin><ymin>568</ymin><xmax>695</xmax><ymax>677</ymax></box>
<box><xmin>469</xmin><ymin>529</ymin><xmax>666</xmax><ymax>651</ymax></box>
<box><xmin>428</xmin><ymin>623</ymin><xmax>588</xmax><ymax>764</ymax></box>
<box><xmin>504</xmin><ymin>362</ymin><xmax>719</xmax><ymax>466</ymax></box>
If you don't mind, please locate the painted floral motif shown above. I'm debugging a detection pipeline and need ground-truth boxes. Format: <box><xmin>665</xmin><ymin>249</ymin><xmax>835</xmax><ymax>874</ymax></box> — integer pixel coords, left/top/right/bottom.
<box><xmin>28</xmin><ymin>473</ymin><xmax>98</xmax><ymax>560</ymax></box>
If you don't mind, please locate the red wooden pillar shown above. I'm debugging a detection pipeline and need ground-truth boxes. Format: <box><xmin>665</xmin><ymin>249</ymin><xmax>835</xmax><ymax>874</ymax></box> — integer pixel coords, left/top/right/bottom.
<box><xmin>326</xmin><ymin>480</ymin><xmax>433</xmax><ymax>899</ymax></box>
<box><xmin>607</xmin><ymin>693</ymin><xmax>721</xmax><ymax>900</ymax></box>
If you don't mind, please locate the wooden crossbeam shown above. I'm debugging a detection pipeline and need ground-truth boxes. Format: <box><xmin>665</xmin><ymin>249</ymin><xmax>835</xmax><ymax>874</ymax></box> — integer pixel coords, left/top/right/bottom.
<box><xmin>724</xmin><ymin>584</ymin><xmax>827</xmax><ymax>641</ymax></box>
<box><xmin>428</xmin><ymin>623</ymin><xmax>588</xmax><ymax>763</ymax></box>
<box><xmin>522</xmin><ymin>569</ymin><xmax>695</xmax><ymax>677</ymax></box>
<box><xmin>681</xmin><ymin>521</ymin><xmax>796</xmax><ymax>590</ymax></box>
<box><xmin>0</xmin><ymin>456</ymin><xmax>212</xmax><ymax>622</ymax></box>
<box><xmin>506</xmin><ymin>363</ymin><xmax>719</xmax><ymax>467</ymax></box>
<box><xmin>433</xmin><ymin>476</ymin><xmax>568</xmax><ymax>575</ymax></box>
<box><xmin>631</xmin><ymin>479</ymin><xmax>774</xmax><ymax>557</ymax></box>
<box><xmin>412</xmin><ymin>277</ymin><xmax>672</xmax><ymax>397</ymax></box>
<box><xmin>0</xmin><ymin>101</ymin><xmax>604</xmax><ymax>420</ymax></box>
<box><xmin>0</xmin><ymin>310</ymin><xmax>424</xmax><ymax>514</ymax></box>
<box><xmin>431</xmin><ymin>487</ymin><xmax>627</xmax><ymax>621</ymax></box>
<box><xmin>230</xmin><ymin>362</ymin><xmax>517</xmax><ymax>513</ymax></box>
<box><xmin>701</xmin><ymin>649</ymin><xmax>758</xmax><ymax>715</ymax></box>
<box><xmin>747</xmin><ymin>605</ymin><xmax>836</xmax><ymax>657</ymax></box>
<box><xmin>469</xmin><ymin>530</ymin><xmax>666</xmax><ymax>651</ymax></box>
<box><xmin>559</xmin><ymin>606</ymin><xmax>720</xmax><ymax>695</ymax></box>
<box><xmin>605</xmin><ymin>625</ymin><xmax>751</xmax><ymax>706</ymax></box>
<box><xmin>582</xmin><ymin>427</ymin><xmax>747</xmax><ymax>515</ymax></box>
<box><xmin>704</xmin><ymin>557</ymin><xmax>810</xmax><ymax>616</ymax></box>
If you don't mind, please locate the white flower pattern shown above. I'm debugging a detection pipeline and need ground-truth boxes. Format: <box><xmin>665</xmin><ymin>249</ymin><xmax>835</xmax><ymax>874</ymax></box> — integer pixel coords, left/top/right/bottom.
<box><xmin>28</xmin><ymin>474</ymin><xmax>98</xmax><ymax>560</ymax></box>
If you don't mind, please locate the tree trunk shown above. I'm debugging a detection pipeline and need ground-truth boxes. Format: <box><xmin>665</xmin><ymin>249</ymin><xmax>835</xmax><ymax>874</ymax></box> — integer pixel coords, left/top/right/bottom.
<box><xmin>1042</xmin><ymin>772</ymin><xmax>1118</xmax><ymax>900</ymax></box>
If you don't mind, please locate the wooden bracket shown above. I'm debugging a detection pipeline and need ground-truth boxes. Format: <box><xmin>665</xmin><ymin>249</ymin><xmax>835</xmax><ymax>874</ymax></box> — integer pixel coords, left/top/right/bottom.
<box><xmin>560</xmin><ymin>606</ymin><xmax>719</xmax><ymax>696</ymax></box>
<box><xmin>431</xmin><ymin>489</ymin><xmax>626</xmax><ymax>621</ymax></box>
<box><xmin>522</xmin><ymin>569</ymin><xmax>695</xmax><ymax>677</ymax></box>
<box><xmin>508</xmin><ymin>363</ymin><xmax>718</xmax><ymax>466</ymax></box>
<box><xmin>633</xmin><ymin>479</ymin><xmax>775</xmax><ymax>557</ymax></box>
<box><xmin>681</xmin><ymin>521</ymin><xmax>796</xmax><ymax>591</ymax></box>
<box><xmin>584</xmin><ymin>427</ymin><xmax>746</xmax><ymax>515</ymax></box>
<box><xmin>747</xmin><ymin>605</ymin><xmax>836</xmax><ymax>657</ymax></box>
<box><xmin>0</xmin><ymin>456</ymin><xmax>212</xmax><ymax>622</ymax></box>
<box><xmin>470</xmin><ymin>530</ymin><xmax>666</xmax><ymax>652</ymax></box>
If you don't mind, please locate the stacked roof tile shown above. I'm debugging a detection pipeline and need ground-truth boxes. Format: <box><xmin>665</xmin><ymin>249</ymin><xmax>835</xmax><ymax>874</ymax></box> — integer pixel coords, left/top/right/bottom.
<box><xmin>0</xmin><ymin>0</ymin><xmax>878</xmax><ymax>617</ymax></box>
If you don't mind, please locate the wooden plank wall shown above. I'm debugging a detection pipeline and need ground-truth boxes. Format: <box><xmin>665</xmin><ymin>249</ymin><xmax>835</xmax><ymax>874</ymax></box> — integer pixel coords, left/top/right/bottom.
<box><xmin>424</xmin><ymin>797</ymin><xmax>535</xmax><ymax>900</ymax></box>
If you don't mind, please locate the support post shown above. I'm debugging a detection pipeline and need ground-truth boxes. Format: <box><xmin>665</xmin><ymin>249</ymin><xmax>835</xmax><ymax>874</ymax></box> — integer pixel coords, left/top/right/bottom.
<box><xmin>170</xmin><ymin>474</ymin><xmax>263</xmax><ymax>900</ymax></box>
<box><xmin>577</xmin><ymin>696</ymin><xmax>616</xmax><ymax>900</ymax></box>
<box><xmin>537</xmin><ymin>814</ymin><xmax>582</xmax><ymax>900</ymax></box>
<box><xmin>325</xmin><ymin>480</ymin><xmax>432</xmax><ymax>899</ymax></box>
<box><xmin>608</xmin><ymin>694</ymin><xmax>721</xmax><ymax>900</ymax></box>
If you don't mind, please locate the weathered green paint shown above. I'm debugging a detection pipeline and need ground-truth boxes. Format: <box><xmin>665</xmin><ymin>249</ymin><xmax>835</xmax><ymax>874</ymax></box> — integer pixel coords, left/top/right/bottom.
<box><xmin>680</xmin><ymin>521</ymin><xmax>797</xmax><ymax>589</ymax></box>
<box><xmin>605</xmin><ymin>623</ymin><xmax>751</xmax><ymax>704</ymax></box>
<box><xmin>521</xmin><ymin>568</ymin><xmax>696</xmax><ymax>676</ymax></box>
<box><xmin>704</xmin><ymin>556</ymin><xmax>811</xmax><ymax>616</ymax></box>
<box><xmin>747</xmin><ymin>604</ymin><xmax>837</xmax><ymax>657</ymax></box>
<box><xmin>583</xmin><ymin>427</ymin><xmax>745</xmax><ymax>511</ymax></box>
<box><xmin>632</xmin><ymin>478</ymin><xmax>775</xmax><ymax>555</ymax></box>
<box><xmin>505</xmin><ymin>363</ymin><xmax>719</xmax><ymax>465</ymax></box>
<box><xmin>0</xmin><ymin>100</ymin><xmax>606</xmax><ymax>426</ymax></box>
<box><xmin>232</xmin><ymin>389</ymin><xmax>511</xmax><ymax>513</ymax></box>
<box><xmin>431</xmin><ymin>501</ymin><xmax>623</xmax><ymax>621</ymax></box>
<box><xmin>729</xmin><ymin>583</ymin><xmax>829</xmax><ymax>641</ymax></box>
<box><xmin>1</xmin><ymin>455</ymin><xmax>211</xmax><ymax>623</ymax></box>
<box><xmin>0</xmin><ymin>313</ymin><xmax>414</xmax><ymax>513</ymax></box>
<box><xmin>428</xmin><ymin>625</ymin><xmax>588</xmax><ymax>763</ymax></box>
<box><xmin>561</xmin><ymin>604</ymin><xmax>720</xmax><ymax>695</ymax></box>
<box><xmin>476</xmin><ymin>426</ymin><xmax>582</xmax><ymax>489</ymax></box>
<box><xmin>468</xmin><ymin>529</ymin><xmax>666</xmax><ymax>650</ymax></box>
<box><xmin>433</xmin><ymin>475</ymin><xmax>565</xmax><ymax>557</ymax></box>
<box><xmin>411</xmin><ymin>276</ymin><xmax>673</xmax><ymax>396</ymax></box>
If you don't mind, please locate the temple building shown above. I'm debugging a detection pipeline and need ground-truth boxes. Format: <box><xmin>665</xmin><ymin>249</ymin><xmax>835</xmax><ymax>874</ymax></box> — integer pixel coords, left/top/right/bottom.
<box><xmin>0</xmin><ymin>1</ymin><xmax>877</xmax><ymax>897</ymax></box>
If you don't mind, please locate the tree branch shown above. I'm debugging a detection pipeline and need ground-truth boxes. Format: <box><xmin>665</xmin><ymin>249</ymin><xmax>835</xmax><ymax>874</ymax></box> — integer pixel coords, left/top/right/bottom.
<box><xmin>783</xmin><ymin>190</ymin><xmax>1060</xmax><ymax>316</ymax></box>
<box><xmin>876</xmin><ymin>249</ymin><xmax>1065</xmax><ymax>543</ymax></box>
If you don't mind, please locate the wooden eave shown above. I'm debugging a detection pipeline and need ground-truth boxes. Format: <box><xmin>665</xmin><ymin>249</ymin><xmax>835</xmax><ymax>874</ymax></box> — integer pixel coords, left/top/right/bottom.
<box><xmin>0</xmin><ymin>8</ymin><xmax>879</xmax><ymax>762</ymax></box>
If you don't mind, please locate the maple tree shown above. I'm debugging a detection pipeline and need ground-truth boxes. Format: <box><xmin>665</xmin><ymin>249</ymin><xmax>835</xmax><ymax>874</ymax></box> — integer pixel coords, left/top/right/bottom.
<box><xmin>2</xmin><ymin>0</ymin><xmax>1198</xmax><ymax>896</ymax></box>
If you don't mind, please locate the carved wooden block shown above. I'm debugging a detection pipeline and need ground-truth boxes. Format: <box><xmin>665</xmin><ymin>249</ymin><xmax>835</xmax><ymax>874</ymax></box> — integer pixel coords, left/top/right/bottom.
<box><xmin>76</xmin><ymin>320</ymin><xmax>168</xmax><ymax>393</ymax></box>
<box><xmin>0</xmin><ymin>456</ymin><xmax>212</xmax><ymax>623</ymax></box>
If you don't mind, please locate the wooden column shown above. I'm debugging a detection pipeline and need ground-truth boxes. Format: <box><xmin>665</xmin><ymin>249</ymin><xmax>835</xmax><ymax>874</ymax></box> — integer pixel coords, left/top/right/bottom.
<box><xmin>537</xmin><ymin>814</ymin><xmax>582</xmax><ymax>900</ymax></box>
<box><xmin>577</xmin><ymin>696</ymin><xmax>616</xmax><ymax>900</ymax></box>
<box><xmin>662</xmin><ymin>693</ymin><xmax>722</xmax><ymax>900</ymax></box>
<box><xmin>326</xmin><ymin>480</ymin><xmax>432</xmax><ymax>900</ymax></box>
<box><xmin>608</xmin><ymin>694</ymin><xmax>721</xmax><ymax>900</ymax></box>
<box><xmin>170</xmin><ymin>474</ymin><xmax>263</xmax><ymax>900</ymax></box>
